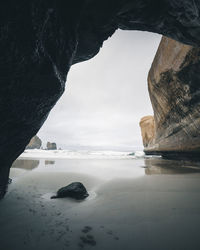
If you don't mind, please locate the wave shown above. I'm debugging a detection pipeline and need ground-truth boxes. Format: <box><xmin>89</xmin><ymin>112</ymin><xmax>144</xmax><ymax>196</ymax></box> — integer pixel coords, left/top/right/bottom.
<box><xmin>20</xmin><ymin>149</ymin><xmax>145</xmax><ymax>160</ymax></box>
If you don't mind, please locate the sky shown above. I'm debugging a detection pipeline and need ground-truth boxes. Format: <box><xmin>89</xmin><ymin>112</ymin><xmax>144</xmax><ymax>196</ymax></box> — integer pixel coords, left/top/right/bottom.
<box><xmin>38</xmin><ymin>30</ymin><xmax>161</xmax><ymax>151</ymax></box>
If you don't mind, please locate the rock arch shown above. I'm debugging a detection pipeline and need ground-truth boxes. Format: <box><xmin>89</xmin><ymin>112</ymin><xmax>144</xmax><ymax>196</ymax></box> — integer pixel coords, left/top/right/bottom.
<box><xmin>1</xmin><ymin>1</ymin><xmax>200</xmax><ymax>198</ymax></box>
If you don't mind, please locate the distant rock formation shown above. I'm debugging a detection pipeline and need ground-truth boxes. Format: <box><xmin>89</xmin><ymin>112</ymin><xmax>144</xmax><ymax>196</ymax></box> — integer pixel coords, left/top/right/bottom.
<box><xmin>140</xmin><ymin>36</ymin><xmax>200</xmax><ymax>159</ymax></box>
<box><xmin>46</xmin><ymin>142</ymin><xmax>57</xmax><ymax>150</ymax></box>
<box><xmin>139</xmin><ymin>116</ymin><xmax>155</xmax><ymax>148</ymax></box>
<box><xmin>26</xmin><ymin>136</ymin><xmax>42</xmax><ymax>149</ymax></box>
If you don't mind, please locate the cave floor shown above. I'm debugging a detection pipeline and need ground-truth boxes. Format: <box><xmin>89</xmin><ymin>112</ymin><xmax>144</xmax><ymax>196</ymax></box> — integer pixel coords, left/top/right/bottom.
<box><xmin>1</xmin><ymin>157</ymin><xmax>200</xmax><ymax>250</ymax></box>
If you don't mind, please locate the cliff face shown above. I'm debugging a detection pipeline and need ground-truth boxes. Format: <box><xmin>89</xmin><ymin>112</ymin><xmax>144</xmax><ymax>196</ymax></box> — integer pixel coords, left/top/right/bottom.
<box><xmin>26</xmin><ymin>136</ymin><xmax>42</xmax><ymax>149</ymax></box>
<box><xmin>141</xmin><ymin>36</ymin><xmax>200</xmax><ymax>158</ymax></box>
<box><xmin>1</xmin><ymin>1</ymin><xmax>200</xmax><ymax>198</ymax></box>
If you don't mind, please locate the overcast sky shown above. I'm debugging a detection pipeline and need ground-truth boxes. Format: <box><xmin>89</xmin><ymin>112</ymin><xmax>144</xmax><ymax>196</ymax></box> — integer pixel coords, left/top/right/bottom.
<box><xmin>38</xmin><ymin>30</ymin><xmax>161</xmax><ymax>151</ymax></box>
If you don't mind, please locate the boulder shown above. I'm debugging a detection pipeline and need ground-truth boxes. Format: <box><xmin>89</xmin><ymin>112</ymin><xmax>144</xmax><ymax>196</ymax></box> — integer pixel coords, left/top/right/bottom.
<box><xmin>51</xmin><ymin>182</ymin><xmax>89</xmax><ymax>200</ymax></box>
<box><xmin>26</xmin><ymin>136</ymin><xmax>42</xmax><ymax>149</ymax></box>
<box><xmin>46</xmin><ymin>142</ymin><xmax>57</xmax><ymax>150</ymax></box>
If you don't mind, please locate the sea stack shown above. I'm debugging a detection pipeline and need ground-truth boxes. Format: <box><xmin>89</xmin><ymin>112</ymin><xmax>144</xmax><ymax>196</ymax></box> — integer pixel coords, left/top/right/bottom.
<box><xmin>140</xmin><ymin>36</ymin><xmax>200</xmax><ymax>159</ymax></box>
<box><xmin>46</xmin><ymin>142</ymin><xmax>57</xmax><ymax>150</ymax></box>
<box><xmin>26</xmin><ymin>135</ymin><xmax>42</xmax><ymax>149</ymax></box>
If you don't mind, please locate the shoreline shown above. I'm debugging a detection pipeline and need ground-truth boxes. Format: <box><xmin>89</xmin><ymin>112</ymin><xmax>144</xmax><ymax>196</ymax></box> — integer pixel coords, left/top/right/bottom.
<box><xmin>2</xmin><ymin>156</ymin><xmax>200</xmax><ymax>249</ymax></box>
<box><xmin>19</xmin><ymin>149</ymin><xmax>145</xmax><ymax>160</ymax></box>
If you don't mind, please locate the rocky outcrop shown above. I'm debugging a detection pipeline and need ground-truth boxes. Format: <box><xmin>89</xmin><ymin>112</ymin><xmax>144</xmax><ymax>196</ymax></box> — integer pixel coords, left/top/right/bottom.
<box><xmin>46</xmin><ymin>142</ymin><xmax>57</xmax><ymax>150</ymax></box>
<box><xmin>139</xmin><ymin>116</ymin><xmax>155</xmax><ymax>148</ymax></box>
<box><xmin>141</xmin><ymin>36</ymin><xmax>200</xmax><ymax>159</ymax></box>
<box><xmin>1</xmin><ymin>1</ymin><xmax>200</xmax><ymax>198</ymax></box>
<box><xmin>26</xmin><ymin>136</ymin><xmax>42</xmax><ymax>149</ymax></box>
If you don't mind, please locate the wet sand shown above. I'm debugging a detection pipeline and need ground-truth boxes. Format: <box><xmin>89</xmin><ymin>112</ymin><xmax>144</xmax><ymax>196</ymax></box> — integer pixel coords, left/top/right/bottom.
<box><xmin>1</xmin><ymin>158</ymin><xmax>200</xmax><ymax>249</ymax></box>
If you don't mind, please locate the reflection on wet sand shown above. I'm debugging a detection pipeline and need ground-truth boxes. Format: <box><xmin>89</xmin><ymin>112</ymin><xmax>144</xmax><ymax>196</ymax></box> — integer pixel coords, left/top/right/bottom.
<box><xmin>45</xmin><ymin>160</ymin><xmax>55</xmax><ymax>165</ymax></box>
<box><xmin>4</xmin><ymin>157</ymin><xmax>200</xmax><ymax>250</ymax></box>
<box><xmin>144</xmin><ymin>158</ymin><xmax>200</xmax><ymax>175</ymax></box>
<box><xmin>11</xmin><ymin>159</ymin><xmax>40</xmax><ymax>170</ymax></box>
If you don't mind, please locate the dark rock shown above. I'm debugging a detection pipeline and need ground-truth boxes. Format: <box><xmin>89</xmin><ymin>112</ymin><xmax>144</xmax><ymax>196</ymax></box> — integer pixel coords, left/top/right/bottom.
<box><xmin>51</xmin><ymin>182</ymin><xmax>89</xmax><ymax>200</ymax></box>
<box><xmin>46</xmin><ymin>142</ymin><xmax>57</xmax><ymax>150</ymax></box>
<box><xmin>1</xmin><ymin>1</ymin><xmax>200</xmax><ymax>198</ymax></box>
<box><xmin>26</xmin><ymin>135</ymin><xmax>42</xmax><ymax>149</ymax></box>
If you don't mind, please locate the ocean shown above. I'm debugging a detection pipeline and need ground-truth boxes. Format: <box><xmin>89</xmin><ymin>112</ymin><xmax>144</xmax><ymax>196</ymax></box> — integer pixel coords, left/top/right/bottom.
<box><xmin>20</xmin><ymin>149</ymin><xmax>146</xmax><ymax>160</ymax></box>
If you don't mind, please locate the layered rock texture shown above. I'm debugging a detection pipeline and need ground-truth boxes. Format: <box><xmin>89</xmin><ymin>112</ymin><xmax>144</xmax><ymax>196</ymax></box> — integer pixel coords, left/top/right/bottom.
<box><xmin>1</xmin><ymin>1</ymin><xmax>200</xmax><ymax>198</ymax></box>
<box><xmin>140</xmin><ymin>36</ymin><xmax>200</xmax><ymax>159</ymax></box>
<box><xmin>26</xmin><ymin>136</ymin><xmax>42</xmax><ymax>149</ymax></box>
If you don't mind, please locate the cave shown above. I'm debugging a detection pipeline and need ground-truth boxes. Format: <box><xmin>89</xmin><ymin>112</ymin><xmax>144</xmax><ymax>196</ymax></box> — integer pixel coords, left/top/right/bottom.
<box><xmin>1</xmin><ymin>1</ymin><xmax>200</xmax><ymax>200</ymax></box>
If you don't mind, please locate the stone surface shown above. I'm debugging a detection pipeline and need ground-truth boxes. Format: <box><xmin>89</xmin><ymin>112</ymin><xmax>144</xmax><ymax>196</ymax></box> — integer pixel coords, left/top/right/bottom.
<box><xmin>51</xmin><ymin>182</ymin><xmax>89</xmax><ymax>200</ymax></box>
<box><xmin>26</xmin><ymin>135</ymin><xmax>42</xmax><ymax>149</ymax></box>
<box><xmin>143</xmin><ymin>36</ymin><xmax>200</xmax><ymax>158</ymax></box>
<box><xmin>1</xmin><ymin>1</ymin><xmax>200</xmax><ymax>198</ymax></box>
<box><xmin>46</xmin><ymin>142</ymin><xmax>57</xmax><ymax>150</ymax></box>
<box><xmin>0</xmin><ymin>1</ymin><xmax>82</xmax><ymax>199</ymax></box>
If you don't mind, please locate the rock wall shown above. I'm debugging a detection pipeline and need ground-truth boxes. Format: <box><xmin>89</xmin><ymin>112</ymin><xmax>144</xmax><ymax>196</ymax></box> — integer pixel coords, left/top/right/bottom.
<box><xmin>142</xmin><ymin>36</ymin><xmax>200</xmax><ymax>158</ymax></box>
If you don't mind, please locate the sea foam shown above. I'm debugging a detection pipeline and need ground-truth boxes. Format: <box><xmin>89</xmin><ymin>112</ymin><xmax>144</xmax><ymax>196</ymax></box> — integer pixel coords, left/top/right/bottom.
<box><xmin>20</xmin><ymin>149</ymin><xmax>145</xmax><ymax>160</ymax></box>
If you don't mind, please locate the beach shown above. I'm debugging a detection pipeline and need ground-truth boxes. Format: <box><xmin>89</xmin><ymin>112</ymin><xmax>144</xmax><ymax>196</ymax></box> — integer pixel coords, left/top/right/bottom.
<box><xmin>1</xmin><ymin>151</ymin><xmax>200</xmax><ymax>250</ymax></box>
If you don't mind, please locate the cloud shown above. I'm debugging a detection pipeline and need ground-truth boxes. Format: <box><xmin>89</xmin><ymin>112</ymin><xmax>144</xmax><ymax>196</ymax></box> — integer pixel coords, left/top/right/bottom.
<box><xmin>38</xmin><ymin>30</ymin><xmax>161</xmax><ymax>150</ymax></box>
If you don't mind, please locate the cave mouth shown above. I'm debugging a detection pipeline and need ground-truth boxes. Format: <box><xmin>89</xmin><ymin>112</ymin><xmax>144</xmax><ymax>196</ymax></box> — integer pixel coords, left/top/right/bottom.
<box><xmin>2</xmin><ymin>2</ymin><xmax>200</xmax><ymax>248</ymax></box>
<box><xmin>38</xmin><ymin>30</ymin><xmax>161</xmax><ymax>152</ymax></box>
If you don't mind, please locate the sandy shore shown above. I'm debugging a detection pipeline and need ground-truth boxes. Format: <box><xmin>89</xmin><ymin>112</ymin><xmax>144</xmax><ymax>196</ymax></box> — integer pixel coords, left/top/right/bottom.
<box><xmin>1</xmin><ymin>158</ymin><xmax>200</xmax><ymax>249</ymax></box>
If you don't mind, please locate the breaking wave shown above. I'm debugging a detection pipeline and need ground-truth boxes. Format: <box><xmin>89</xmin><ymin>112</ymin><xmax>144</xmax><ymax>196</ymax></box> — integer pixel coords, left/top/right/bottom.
<box><xmin>20</xmin><ymin>149</ymin><xmax>145</xmax><ymax>160</ymax></box>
